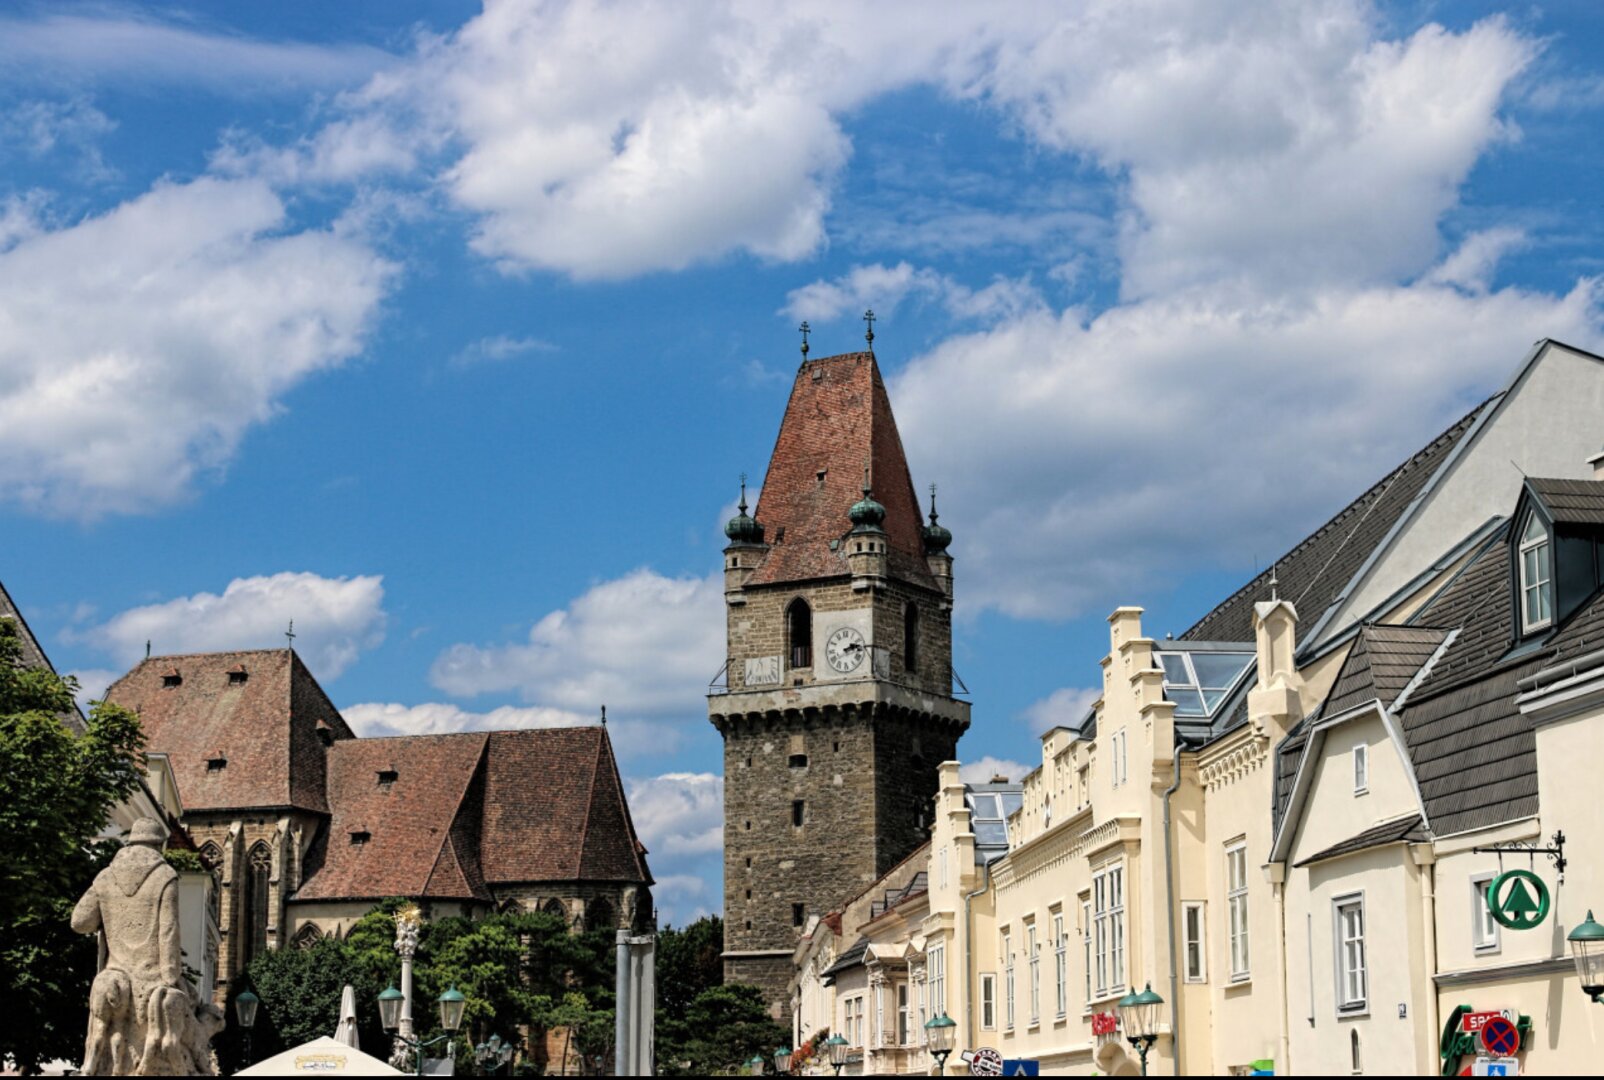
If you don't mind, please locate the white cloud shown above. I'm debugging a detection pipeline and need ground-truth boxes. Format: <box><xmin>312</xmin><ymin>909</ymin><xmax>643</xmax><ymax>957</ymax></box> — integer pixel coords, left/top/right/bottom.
<box><xmin>0</xmin><ymin>97</ymin><xmax>116</xmax><ymax>181</ymax></box>
<box><xmin>448</xmin><ymin>334</ymin><xmax>557</xmax><ymax>369</ymax></box>
<box><xmin>340</xmin><ymin>700</ymin><xmax>680</xmax><ymax>757</ymax></box>
<box><xmin>0</xmin><ymin>11</ymin><xmax>394</xmax><ymax>95</ymax></box>
<box><xmin>0</xmin><ymin>176</ymin><xmax>395</xmax><ymax>516</ymax></box>
<box><xmin>959</xmin><ymin>756</ymin><xmax>1031</xmax><ymax>786</ymax></box>
<box><xmin>626</xmin><ymin>772</ymin><xmax>723</xmax><ymax>858</ymax></box>
<box><xmin>77</xmin><ymin>572</ymin><xmax>387</xmax><ymax>680</ymax></box>
<box><xmin>66</xmin><ymin>667</ymin><xmax>120</xmax><ymax>713</ymax></box>
<box><xmin>1423</xmin><ymin>227</ymin><xmax>1528</xmax><ymax>294</ymax></box>
<box><xmin>783</xmin><ymin>261</ymin><xmax>1043</xmax><ymax>324</ymax></box>
<box><xmin>430</xmin><ymin>568</ymin><xmax>725</xmax><ymax>712</ymax></box>
<box><xmin>1021</xmin><ymin>687</ymin><xmax>1101</xmax><ymax>736</ymax></box>
<box><xmin>894</xmin><ymin>274</ymin><xmax>1604</xmax><ymax>619</ymax></box>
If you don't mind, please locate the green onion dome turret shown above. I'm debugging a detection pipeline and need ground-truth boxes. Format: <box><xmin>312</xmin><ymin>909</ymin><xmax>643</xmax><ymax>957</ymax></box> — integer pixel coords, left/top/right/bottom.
<box><xmin>923</xmin><ymin>486</ymin><xmax>952</xmax><ymax>554</ymax></box>
<box><xmin>724</xmin><ymin>477</ymin><xmax>765</xmax><ymax>545</ymax></box>
<box><xmin>848</xmin><ymin>480</ymin><xmax>887</xmax><ymax>534</ymax></box>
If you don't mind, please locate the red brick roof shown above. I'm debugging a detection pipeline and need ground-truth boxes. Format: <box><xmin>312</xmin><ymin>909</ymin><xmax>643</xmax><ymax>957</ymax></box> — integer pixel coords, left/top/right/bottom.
<box><xmin>106</xmin><ymin>650</ymin><xmax>354</xmax><ymax>814</ymax></box>
<box><xmin>747</xmin><ymin>352</ymin><xmax>936</xmax><ymax>589</ymax></box>
<box><xmin>294</xmin><ymin>733</ymin><xmax>491</xmax><ymax>902</ymax></box>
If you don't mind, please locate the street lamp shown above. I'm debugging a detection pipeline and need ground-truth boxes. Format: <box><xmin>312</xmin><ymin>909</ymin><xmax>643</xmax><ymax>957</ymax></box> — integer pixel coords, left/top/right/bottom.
<box><xmin>824</xmin><ymin>1033</ymin><xmax>850</xmax><ymax>1076</ymax></box>
<box><xmin>924</xmin><ymin>1013</ymin><xmax>956</xmax><ymax>1074</ymax></box>
<box><xmin>380</xmin><ymin>985</ymin><xmax>467</xmax><ymax>1075</ymax></box>
<box><xmin>234</xmin><ymin>989</ymin><xmax>259</xmax><ymax>1067</ymax></box>
<box><xmin>748</xmin><ymin>1054</ymin><xmax>766</xmax><ymax>1075</ymax></box>
<box><xmin>773</xmin><ymin>1046</ymin><xmax>792</xmax><ymax>1075</ymax></box>
<box><xmin>1569</xmin><ymin>910</ymin><xmax>1604</xmax><ymax>1003</ymax></box>
<box><xmin>475</xmin><ymin>1034</ymin><xmax>516</xmax><ymax>1074</ymax></box>
<box><xmin>1117</xmin><ymin>983</ymin><xmax>1165</xmax><ymax>1076</ymax></box>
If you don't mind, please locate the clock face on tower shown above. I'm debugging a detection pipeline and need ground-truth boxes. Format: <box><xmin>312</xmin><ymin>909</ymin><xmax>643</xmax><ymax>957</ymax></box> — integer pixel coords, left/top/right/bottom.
<box><xmin>825</xmin><ymin>626</ymin><xmax>867</xmax><ymax>673</ymax></box>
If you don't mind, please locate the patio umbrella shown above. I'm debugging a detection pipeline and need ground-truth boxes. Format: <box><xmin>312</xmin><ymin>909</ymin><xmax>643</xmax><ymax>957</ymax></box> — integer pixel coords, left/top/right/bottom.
<box><xmin>335</xmin><ymin>984</ymin><xmax>361</xmax><ymax>1049</ymax></box>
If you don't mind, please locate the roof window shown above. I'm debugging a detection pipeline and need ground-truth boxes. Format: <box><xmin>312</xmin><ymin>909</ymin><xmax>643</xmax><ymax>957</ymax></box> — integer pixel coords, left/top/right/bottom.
<box><xmin>228</xmin><ymin>667</ymin><xmax>248</xmax><ymax>686</ymax></box>
<box><xmin>162</xmin><ymin>670</ymin><xmax>182</xmax><ymax>688</ymax></box>
<box><xmin>1518</xmin><ymin>512</ymin><xmax>1553</xmax><ymax>634</ymax></box>
<box><xmin>1156</xmin><ymin>649</ymin><xmax>1253</xmax><ymax>717</ymax></box>
<box><xmin>349</xmin><ymin>830</ymin><xmax>371</xmax><ymax>846</ymax></box>
<box><xmin>377</xmin><ymin>769</ymin><xmax>398</xmax><ymax>787</ymax></box>
<box><xmin>205</xmin><ymin>755</ymin><xmax>227</xmax><ymax>772</ymax></box>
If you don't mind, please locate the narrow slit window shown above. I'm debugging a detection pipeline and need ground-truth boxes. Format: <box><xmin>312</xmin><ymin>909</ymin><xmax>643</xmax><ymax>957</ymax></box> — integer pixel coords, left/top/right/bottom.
<box><xmin>792</xmin><ymin>800</ymin><xmax>805</xmax><ymax>827</ymax></box>
<box><xmin>787</xmin><ymin>598</ymin><xmax>813</xmax><ymax>669</ymax></box>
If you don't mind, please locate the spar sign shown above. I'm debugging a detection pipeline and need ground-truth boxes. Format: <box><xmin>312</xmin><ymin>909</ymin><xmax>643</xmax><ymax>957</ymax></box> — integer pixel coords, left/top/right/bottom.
<box><xmin>1440</xmin><ymin>1006</ymin><xmax>1531</xmax><ymax>1075</ymax></box>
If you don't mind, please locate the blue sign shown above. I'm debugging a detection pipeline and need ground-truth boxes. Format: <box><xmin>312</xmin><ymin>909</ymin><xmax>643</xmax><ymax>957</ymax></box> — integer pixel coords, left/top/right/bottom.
<box><xmin>1003</xmin><ymin>1061</ymin><xmax>1039</xmax><ymax>1077</ymax></box>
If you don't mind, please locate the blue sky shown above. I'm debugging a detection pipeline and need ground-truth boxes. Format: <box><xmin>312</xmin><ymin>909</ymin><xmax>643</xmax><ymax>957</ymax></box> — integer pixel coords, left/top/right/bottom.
<box><xmin>3</xmin><ymin>0</ymin><xmax>1604</xmax><ymax>924</ymax></box>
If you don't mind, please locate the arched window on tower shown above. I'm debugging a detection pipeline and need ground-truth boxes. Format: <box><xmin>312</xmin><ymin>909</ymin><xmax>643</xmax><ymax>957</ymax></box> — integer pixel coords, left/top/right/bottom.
<box><xmin>904</xmin><ymin>602</ymin><xmax>920</xmax><ymax>676</ymax></box>
<box><xmin>788</xmin><ymin>599</ymin><xmax>813</xmax><ymax>670</ymax></box>
<box><xmin>244</xmin><ymin>842</ymin><xmax>272</xmax><ymax>961</ymax></box>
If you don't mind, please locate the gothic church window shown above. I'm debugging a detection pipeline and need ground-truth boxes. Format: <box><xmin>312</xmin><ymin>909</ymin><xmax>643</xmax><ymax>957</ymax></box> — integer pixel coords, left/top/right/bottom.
<box><xmin>293</xmin><ymin>925</ymin><xmax>323</xmax><ymax>950</ymax></box>
<box><xmin>245</xmin><ymin>842</ymin><xmax>272</xmax><ymax>962</ymax></box>
<box><xmin>585</xmin><ymin>897</ymin><xmax>614</xmax><ymax>932</ymax></box>
<box><xmin>787</xmin><ymin>599</ymin><xmax>812</xmax><ymax>669</ymax></box>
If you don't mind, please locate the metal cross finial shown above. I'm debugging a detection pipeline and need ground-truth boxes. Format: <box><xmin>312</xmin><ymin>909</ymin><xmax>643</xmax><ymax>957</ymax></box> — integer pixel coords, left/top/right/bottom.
<box><xmin>738</xmin><ymin>472</ymin><xmax>749</xmax><ymax>514</ymax></box>
<box><xmin>929</xmin><ymin>482</ymin><xmax>939</xmax><ymax>523</ymax></box>
<box><xmin>145</xmin><ymin>639</ymin><xmax>151</xmax><ymax>659</ymax></box>
<box><xmin>799</xmin><ymin>321</ymin><xmax>810</xmax><ymax>360</ymax></box>
<box><xmin>600</xmin><ymin>704</ymin><xmax>607</xmax><ymax>726</ymax></box>
<box><xmin>863</xmin><ymin>309</ymin><xmax>876</xmax><ymax>351</ymax></box>
<box><xmin>285</xmin><ymin>620</ymin><xmax>296</xmax><ymax>648</ymax></box>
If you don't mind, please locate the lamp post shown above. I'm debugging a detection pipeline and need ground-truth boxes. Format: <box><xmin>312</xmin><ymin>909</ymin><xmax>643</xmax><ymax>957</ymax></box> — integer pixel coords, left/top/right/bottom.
<box><xmin>773</xmin><ymin>1047</ymin><xmax>792</xmax><ymax>1075</ymax></box>
<box><xmin>824</xmin><ymin>1033</ymin><xmax>850</xmax><ymax>1076</ymax></box>
<box><xmin>475</xmin><ymin>1033</ymin><xmax>516</xmax><ymax>1074</ymax></box>
<box><xmin>747</xmin><ymin>1054</ymin><xmax>766</xmax><ymax>1075</ymax></box>
<box><xmin>1569</xmin><ymin>910</ymin><xmax>1604</xmax><ymax>1002</ymax></box>
<box><xmin>1117</xmin><ymin>983</ymin><xmax>1165</xmax><ymax>1076</ymax></box>
<box><xmin>234</xmin><ymin>989</ymin><xmax>259</xmax><ymax>1068</ymax></box>
<box><xmin>923</xmin><ymin>1013</ymin><xmax>956</xmax><ymax>1075</ymax></box>
<box><xmin>379</xmin><ymin>984</ymin><xmax>467</xmax><ymax>1076</ymax></box>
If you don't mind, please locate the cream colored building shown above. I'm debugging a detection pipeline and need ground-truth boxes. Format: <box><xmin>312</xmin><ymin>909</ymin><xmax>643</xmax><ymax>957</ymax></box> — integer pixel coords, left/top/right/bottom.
<box><xmin>789</xmin><ymin>339</ymin><xmax>1604</xmax><ymax>1075</ymax></box>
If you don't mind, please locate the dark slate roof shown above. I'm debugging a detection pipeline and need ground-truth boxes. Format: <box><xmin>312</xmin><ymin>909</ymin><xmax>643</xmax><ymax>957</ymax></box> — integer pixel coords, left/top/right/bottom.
<box><xmin>1273</xmin><ymin>724</ymin><xmax>1305</xmax><ymax>833</ymax></box>
<box><xmin>1182</xmin><ymin>401</ymin><xmax>1489</xmax><ymax>644</ymax></box>
<box><xmin>868</xmin><ymin>872</ymin><xmax>929</xmax><ymax>920</ymax></box>
<box><xmin>295</xmin><ymin>733</ymin><xmax>491</xmax><ymax>902</ymax></box>
<box><xmin>1529</xmin><ymin>477</ymin><xmax>1604</xmax><ymax>526</ymax></box>
<box><xmin>746</xmin><ymin>352</ymin><xmax>936</xmax><ymax>590</ymax></box>
<box><xmin>108</xmin><ymin>649</ymin><xmax>355</xmax><ymax>814</ymax></box>
<box><xmin>1323</xmin><ymin>625</ymin><xmax>1450</xmax><ymax>717</ymax></box>
<box><xmin>822</xmin><ymin>936</ymin><xmax>871</xmax><ymax>978</ymax></box>
<box><xmin>1293</xmin><ymin>814</ymin><xmax>1428</xmax><ymax>868</ymax></box>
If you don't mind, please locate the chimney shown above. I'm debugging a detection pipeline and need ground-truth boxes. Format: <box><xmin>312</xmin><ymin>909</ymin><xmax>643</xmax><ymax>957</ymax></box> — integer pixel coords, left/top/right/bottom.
<box><xmin>1248</xmin><ymin>598</ymin><xmax>1302</xmax><ymax>741</ymax></box>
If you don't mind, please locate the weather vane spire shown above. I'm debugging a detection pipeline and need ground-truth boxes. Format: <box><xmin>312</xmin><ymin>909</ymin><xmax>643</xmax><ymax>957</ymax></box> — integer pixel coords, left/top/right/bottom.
<box><xmin>929</xmin><ymin>482</ymin><xmax>939</xmax><ymax>522</ymax></box>
<box><xmin>799</xmin><ymin>320</ymin><xmax>810</xmax><ymax>361</ymax></box>
<box><xmin>863</xmin><ymin>309</ymin><xmax>876</xmax><ymax>352</ymax></box>
<box><xmin>285</xmin><ymin>620</ymin><xmax>296</xmax><ymax>649</ymax></box>
<box><xmin>738</xmin><ymin>471</ymin><xmax>749</xmax><ymax>514</ymax></box>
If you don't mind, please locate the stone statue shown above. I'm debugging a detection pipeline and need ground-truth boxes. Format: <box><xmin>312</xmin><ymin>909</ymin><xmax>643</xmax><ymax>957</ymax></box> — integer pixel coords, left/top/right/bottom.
<box><xmin>72</xmin><ymin>818</ymin><xmax>219</xmax><ymax>1076</ymax></box>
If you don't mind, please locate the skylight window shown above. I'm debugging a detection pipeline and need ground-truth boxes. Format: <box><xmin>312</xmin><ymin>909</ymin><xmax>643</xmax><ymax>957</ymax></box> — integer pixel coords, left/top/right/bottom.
<box><xmin>1518</xmin><ymin>512</ymin><xmax>1553</xmax><ymax>634</ymax></box>
<box><xmin>1156</xmin><ymin>650</ymin><xmax>1253</xmax><ymax>717</ymax></box>
<box><xmin>967</xmin><ymin>791</ymin><xmax>1024</xmax><ymax>852</ymax></box>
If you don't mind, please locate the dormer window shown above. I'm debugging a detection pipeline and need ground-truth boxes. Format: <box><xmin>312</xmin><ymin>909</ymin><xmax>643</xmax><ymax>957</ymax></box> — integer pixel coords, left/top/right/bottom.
<box><xmin>228</xmin><ymin>667</ymin><xmax>248</xmax><ymax>686</ymax></box>
<box><xmin>162</xmin><ymin>671</ymin><xmax>182</xmax><ymax>688</ymax></box>
<box><xmin>206</xmin><ymin>755</ymin><xmax>227</xmax><ymax>772</ymax></box>
<box><xmin>349</xmin><ymin>830</ymin><xmax>371</xmax><ymax>846</ymax></box>
<box><xmin>1519</xmin><ymin>512</ymin><xmax>1553</xmax><ymax>633</ymax></box>
<box><xmin>377</xmin><ymin>769</ymin><xmax>398</xmax><ymax>787</ymax></box>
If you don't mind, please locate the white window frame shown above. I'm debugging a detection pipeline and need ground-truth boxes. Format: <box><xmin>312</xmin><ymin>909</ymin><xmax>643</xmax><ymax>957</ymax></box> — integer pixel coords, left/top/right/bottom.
<box><xmin>1226</xmin><ymin>841</ymin><xmax>1251</xmax><ymax>982</ymax></box>
<box><xmin>979</xmin><ymin>973</ymin><xmax>997</xmax><ymax>1030</ymax></box>
<box><xmin>1182</xmin><ymin>901</ymin><xmax>1207</xmax><ymax>983</ymax></box>
<box><xmin>1093</xmin><ymin>862</ymin><xmax>1125</xmax><ymax>999</ymax></box>
<box><xmin>1027</xmin><ymin>921</ymin><xmax>1040</xmax><ymax>1024</ymax></box>
<box><xmin>1352</xmin><ymin>742</ymin><xmax>1369</xmax><ymax>794</ymax></box>
<box><xmin>1334</xmin><ymin>892</ymin><xmax>1368</xmax><ymax>1014</ymax></box>
<box><xmin>1003</xmin><ymin>931</ymin><xmax>1015</xmax><ymax>1030</ymax></box>
<box><xmin>1519</xmin><ymin>512</ymin><xmax>1554</xmax><ymax>633</ymax></box>
<box><xmin>1471</xmin><ymin>874</ymin><xmax>1501</xmax><ymax>954</ymax></box>
<box><xmin>897</xmin><ymin>983</ymin><xmax>910</xmax><ymax>1045</ymax></box>
<box><xmin>1081</xmin><ymin>898</ymin><xmax>1092</xmax><ymax>1007</ymax></box>
<box><xmin>1053</xmin><ymin>910</ymin><xmax>1067</xmax><ymax>1018</ymax></box>
<box><xmin>930</xmin><ymin>942</ymin><xmax>947</xmax><ymax>1018</ymax></box>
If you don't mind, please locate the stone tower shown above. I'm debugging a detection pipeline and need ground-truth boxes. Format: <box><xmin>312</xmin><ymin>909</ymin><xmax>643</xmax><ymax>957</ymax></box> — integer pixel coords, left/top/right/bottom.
<box><xmin>709</xmin><ymin>349</ymin><xmax>969</xmax><ymax>1020</ymax></box>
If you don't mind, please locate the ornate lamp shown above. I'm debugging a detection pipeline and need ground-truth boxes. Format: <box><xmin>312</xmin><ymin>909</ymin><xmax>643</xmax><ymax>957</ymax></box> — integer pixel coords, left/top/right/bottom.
<box><xmin>773</xmin><ymin>1046</ymin><xmax>792</xmax><ymax>1075</ymax></box>
<box><xmin>748</xmin><ymin>1054</ymin><xmax>766</xmax><ymax>1075</ymax></box>
<box><xmin>1569</xmin><ymin>910</ymin><xmax>1604</xmax><ymax>1002</ymax></box>
<box><xmin>824</xmin><ymin>1033</ymin><xmax>850</xmax><ymax>1076</ymax></box>
<box><xmin>377</xmin><ymin>985</ymin><xmax>405</xmax><ymax>1032</ymax></box>
<box><xmin>1117</xmin><ymin>983</ymin><xmax>1165</xmax><ymax>1075</ymax></box>
<box><xmin>234</xmin><ymin>989</ymin><xmax>259</xmax><ymax>1067</ymax></box>
<box><xmin>437</xmin><ymin>986</ymin><xmax>467</xmax><ymax>1033</ymax></box>
<box><xmin>924</xmin><ymin>1012</ymin><xmax>956</xmax><ymax>1073</ymax></box>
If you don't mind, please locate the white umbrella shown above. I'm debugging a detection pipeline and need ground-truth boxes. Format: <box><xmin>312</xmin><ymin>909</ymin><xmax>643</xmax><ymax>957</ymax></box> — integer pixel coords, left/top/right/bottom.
<box><xmin>335</xmin><ymin>984</ymin><xmax>361</xmax><ymax>1049</ymax></box>
<box><xmin>238</xmin><ymin>1035</ymin><xmax>401</xmax><ymax>1076</ymax></box>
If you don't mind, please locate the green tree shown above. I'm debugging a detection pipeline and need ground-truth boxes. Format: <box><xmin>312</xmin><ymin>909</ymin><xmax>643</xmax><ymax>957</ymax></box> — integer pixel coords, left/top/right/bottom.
<box><xmin>670</xmin><ymin>984</ymin><xmax>788</xmax><ymax>1076</ymax></box>
<box><xmin>655</xmin><ymin>916</ymin><xmax>727</xmax><ymax>1073</ymax></box>
<box><xmin>0</xmin><ymin>618</ymin><xmax>145</xmax><ymax>1073</ymax></box>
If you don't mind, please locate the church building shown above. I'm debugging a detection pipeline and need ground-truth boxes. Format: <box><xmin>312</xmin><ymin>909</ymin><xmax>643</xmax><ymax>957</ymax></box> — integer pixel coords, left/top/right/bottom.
<box><xmin>710</xmin><ymin>343</ymin><xmax>970</xmax><ymax>1020</ymax></box>
<box><xmin>104</xmin><ymin>647</ymin><xmax>653</xmax><ymax>1002</ymax></box>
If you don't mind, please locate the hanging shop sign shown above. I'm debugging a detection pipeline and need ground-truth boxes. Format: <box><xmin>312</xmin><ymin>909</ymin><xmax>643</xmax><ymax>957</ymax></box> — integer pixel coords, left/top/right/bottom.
<box><xmin>1090</xmin><ymin>1012</ymin><xmax>1120</xmax><ymax>1036</ymax></box>
<box><xmin>1486</xmin><ymin>870</ymin><xmax>1551</xmax><ymax>930</ymax></box>
<box><xmin>966</xmin><ymin>1047</ymin><xmax>1003</xmax><ymax>1077</ymax></box>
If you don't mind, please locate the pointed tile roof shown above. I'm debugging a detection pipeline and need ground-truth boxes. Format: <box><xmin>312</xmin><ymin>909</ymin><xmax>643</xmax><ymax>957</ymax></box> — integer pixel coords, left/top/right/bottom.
<box><xmin>1</xmin><ymin>575</ymin><xmax>86</xmax><ymax>733</ymax></box>
<box><xmin>747</xmin><ymin>352</ymin><xmax>935</xmax><ymax>589</ymax></box>
<box><xmin>1322</xmin><ymin>625</ymin><xmax>1450</xmax><ymax>718</ymax></box>
<box><xmin>106</xmin><ymin>649</ymin><xmax>354</xmax><ymax>813</ymax></box>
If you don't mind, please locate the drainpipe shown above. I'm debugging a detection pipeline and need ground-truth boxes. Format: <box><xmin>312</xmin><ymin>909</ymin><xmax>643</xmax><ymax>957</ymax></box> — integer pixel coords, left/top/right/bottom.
<box><xmin>1412</xmin><ymin>845</ymin><xmax>1440</xmax><ymax>1077</ymax></box>
<box><xmin>963</xmin><ymin>859</ymin><xmax>994</xmax><ymax>1050</ymax></box>
<box><xmin>1161</xmin><ymin>744</ymin><xmax>1184</xmax><ymax>1076</ymax></box>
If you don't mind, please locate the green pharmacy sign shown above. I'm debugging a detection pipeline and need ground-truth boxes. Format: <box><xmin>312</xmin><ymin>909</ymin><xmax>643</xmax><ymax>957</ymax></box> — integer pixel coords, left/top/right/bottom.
<box><xmin>1487</xmin><ymin>869</ymin><xmax>1551</xmax><ymax>930</ymax></box>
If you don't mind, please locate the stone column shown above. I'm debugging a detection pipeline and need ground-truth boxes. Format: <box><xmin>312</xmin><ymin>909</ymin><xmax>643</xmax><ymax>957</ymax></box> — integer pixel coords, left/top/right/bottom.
<box><xmin>391</xmin><ymin>903</ymin><xmax>422</xmax><ymax>1068</ymax></box>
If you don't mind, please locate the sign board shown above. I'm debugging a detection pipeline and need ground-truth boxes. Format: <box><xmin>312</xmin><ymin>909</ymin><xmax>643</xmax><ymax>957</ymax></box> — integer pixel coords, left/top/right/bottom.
<box><xmin>1478</xmin><ymin>1016</ymin><xmax>1520</xmax><ymax>1057</ymax></box>
<box><xmin>1460</xmin><ymin>1009</ymin><xmax>1514</xmax><ymax>1034</ymax></box>
<box><xmin>744</xmin><ymin>655</ymin><xmax>781</xmax><ymax>686</ymax></box>
<box><xmin>1487</xmin><ymin>870</ymin><xmax>1550</xmax><ymax>930</ymax></box>
<box><xmin>1090</xmin><ymin>1012</ymin><xmax>1120</xmax><ymax>1036</ymax></box>
<box><xmin>967</xmin><ymin>1047</ymin><xmax>1003</xmax><ymax>1077</ymax></box>
<box><xmin>1471</xmin><ymin>1056</ymin><xmax>1520</xmax><ymax>1077</ymax></box>
<box><xmin>1002</xmin><ymin>1061</ymin><xmax>1039</xmax><ymax>1077</ymax></box>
